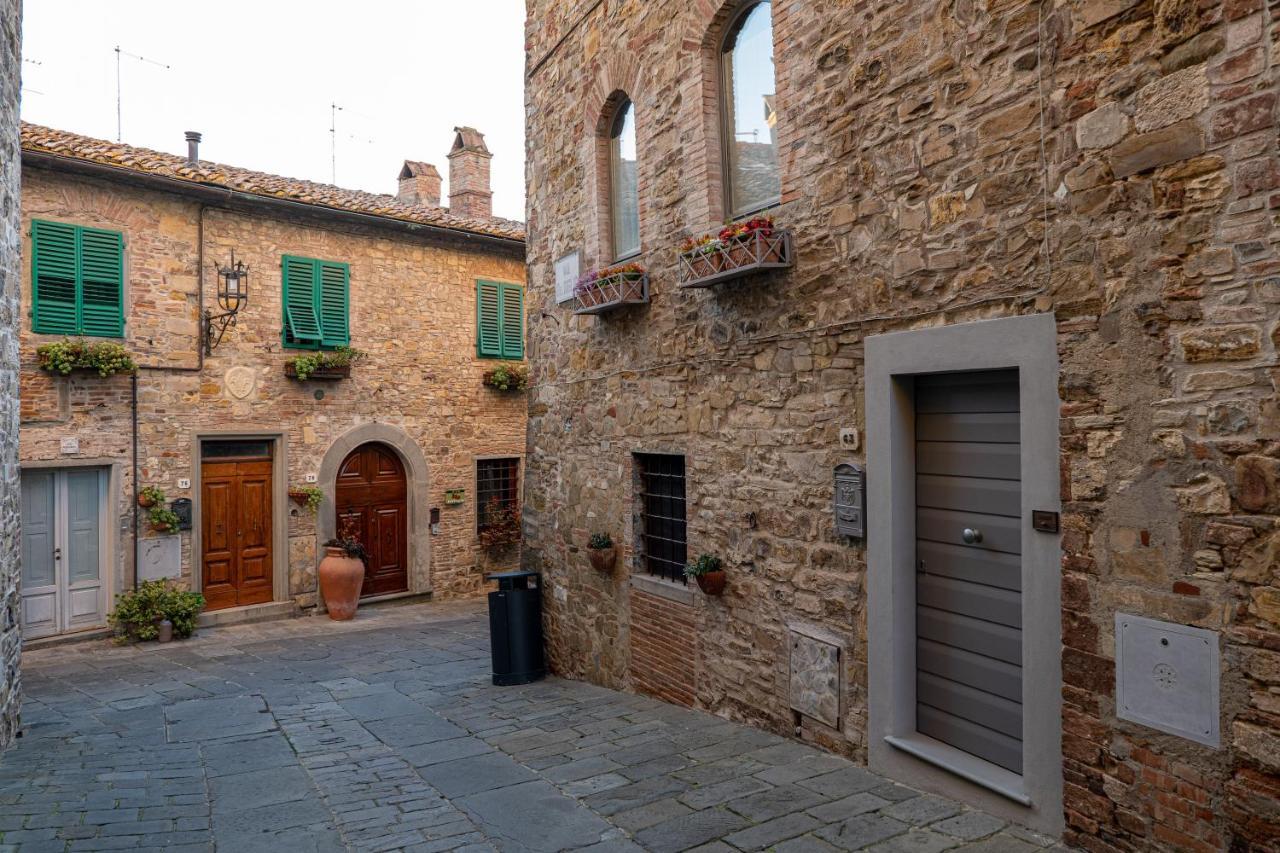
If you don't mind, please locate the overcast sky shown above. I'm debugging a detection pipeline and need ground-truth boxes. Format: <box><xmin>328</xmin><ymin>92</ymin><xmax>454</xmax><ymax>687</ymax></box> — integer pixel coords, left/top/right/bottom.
<box><xmin>19</xmin><ymin>0</ymin><xmax>528</xmax><ymax>221</ymax></box>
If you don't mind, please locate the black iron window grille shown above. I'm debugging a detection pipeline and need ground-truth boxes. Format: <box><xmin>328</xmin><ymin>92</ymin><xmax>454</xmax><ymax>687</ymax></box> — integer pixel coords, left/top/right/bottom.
<box><xmin>477</xmin><ymin>458</ymin><xmax>519</xmax><ymax>529</ymax></box>
<box><xmin>637</xmin><ymin>454</ymin><xmax>687</xmax><ymax>583</ymax></box>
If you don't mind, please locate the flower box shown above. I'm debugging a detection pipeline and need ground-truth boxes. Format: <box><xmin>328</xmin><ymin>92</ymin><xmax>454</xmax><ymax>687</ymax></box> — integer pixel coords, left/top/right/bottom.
<box><xmin>575</xmin><ymin>271</ymin><xmax>649</xmax><ymax>315</ymax></box>
<box><xmin>679</xmin><ymin>228</ymin><xmax>793</xmax><ymax>289</ymax></box>
<box><xmin>284</xmin><ymin>362</ymin><xmax>350</xmax><ymax>381</ymax></box>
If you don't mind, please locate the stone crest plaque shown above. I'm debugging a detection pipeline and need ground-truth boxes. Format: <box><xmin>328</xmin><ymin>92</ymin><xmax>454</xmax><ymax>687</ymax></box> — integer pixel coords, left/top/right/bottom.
<box><xmin>224</xmin><ymin>366</ymin><xmax>256</xmax><ymax>400</ymax></box>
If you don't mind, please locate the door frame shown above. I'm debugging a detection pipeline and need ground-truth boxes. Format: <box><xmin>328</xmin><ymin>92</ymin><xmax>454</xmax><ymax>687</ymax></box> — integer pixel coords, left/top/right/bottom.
<box><xmin>189</xmin><ymin>431</ymin><xmax>288</xmax><ymax>605</ymax></box>
<box><xmin>865</xmin><ymin>314</ymin><xmax>1062</xmax><ymax>836</ymax></box>
<box><xmin>317</xmin><ymin>424</ymin><xmax>432</xmax><ymax>600</ymax></box>
<box><xmin>18</xmin><ymin>461</ymin><xmax>119</xmax><ymax>638</ymax></box>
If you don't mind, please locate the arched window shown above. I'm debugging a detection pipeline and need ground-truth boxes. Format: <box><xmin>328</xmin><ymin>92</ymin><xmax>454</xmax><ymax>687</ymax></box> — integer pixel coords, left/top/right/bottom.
<box><xmin>609</xmin><ymin>98</ymin><xmax>640</xmax><ymax>260</ymax></box>
<box><xmin>721</xmin><ymin>1</ymin><xmax>779</xmax><ymax>218</ymax></box>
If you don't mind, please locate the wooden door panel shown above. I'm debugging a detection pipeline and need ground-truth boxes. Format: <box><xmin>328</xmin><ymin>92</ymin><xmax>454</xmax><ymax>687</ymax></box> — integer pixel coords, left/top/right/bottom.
<box><xmin>201</xmin><ymin>457</ymin><xmax>273</xmax><ymax>611</ymax></box>
<box><xmin>201</xmin><ymin>473</ymin><xmax>239</xmax><ymax>611</ymax></box>
<box><xmin>335</xmin><ymin>444</ymin><xmax>408</xmax><ymax>598</ymax></box>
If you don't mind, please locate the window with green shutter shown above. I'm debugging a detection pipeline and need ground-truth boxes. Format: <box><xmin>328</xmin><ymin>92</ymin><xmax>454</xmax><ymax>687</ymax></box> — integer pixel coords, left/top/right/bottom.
<box><xmin>281</xmin><ymin>255</ymin><xmax>350</xmax><ymax>349</ymax></box>
<box><xmin>476</xmin><ymin>280</ymin><xmax>523</xmax><ymax>360</ymax></box>
<box><xmin>31</xmin><ymin>220</ymin><xmax>125</xmax><ymax>337</ymax></box>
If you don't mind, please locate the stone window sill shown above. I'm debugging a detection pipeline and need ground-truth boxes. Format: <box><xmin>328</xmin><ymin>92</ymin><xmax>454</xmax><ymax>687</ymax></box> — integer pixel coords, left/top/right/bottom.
<box><xmin>629</xmin><ymin>573</ymin><xmax>695</xmax><ymax>607</ymax></box>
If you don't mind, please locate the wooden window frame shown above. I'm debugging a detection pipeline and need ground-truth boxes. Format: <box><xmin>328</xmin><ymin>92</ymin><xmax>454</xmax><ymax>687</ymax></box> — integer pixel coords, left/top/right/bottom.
<box><xmin>475</xmin><ymin>280</ymin><xmax>524</xmax><ymax>360</ymax></box>
<box><xmin>719</xmin><ymin>0</ymin><xmax>782</xmax><ymax>221</ymax></box>
<box><xmin>30</xmin><ymin>219</ymin><xmax>126</xmax><ymax>338</ymax></box>
<box><xmin>281</xmin><ymin>254</ymin><xmax>350</xmax><ymax>351</ymax></box>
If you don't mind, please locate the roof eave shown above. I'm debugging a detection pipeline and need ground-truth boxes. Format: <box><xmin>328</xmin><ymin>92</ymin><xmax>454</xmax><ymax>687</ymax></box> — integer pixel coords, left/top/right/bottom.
<box><xmin>21</xmin><ymin>148</ymin><xmax>526</xmax><ymax>255</ymax></box>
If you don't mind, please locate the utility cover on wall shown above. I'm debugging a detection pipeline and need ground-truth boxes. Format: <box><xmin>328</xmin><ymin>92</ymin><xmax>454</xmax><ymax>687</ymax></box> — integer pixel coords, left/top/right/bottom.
<box><xmin>1116</xmin><ymin>613</ymin><xmax>1220</xmax><ymax>748</ymax></box>
<box><xmin>138</xmin><ymin>535</ymin><xmax>182</xmax><ymax>581</ymax></box>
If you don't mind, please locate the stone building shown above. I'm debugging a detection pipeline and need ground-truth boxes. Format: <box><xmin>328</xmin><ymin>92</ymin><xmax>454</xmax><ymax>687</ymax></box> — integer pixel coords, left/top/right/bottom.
<box><xmin>523</xmin><ymin>0</ymin><xmax>1279</xmax><ymax>848</ymax></box>
<box><xmin>0</xmin><ymin>0</ymin><xmax>21</xmax><ymax>751</ymax></box>
<box><xmin>16</xmin><ymin>123</ymin><xmax>527</xmax><ymax>640</ymax></box>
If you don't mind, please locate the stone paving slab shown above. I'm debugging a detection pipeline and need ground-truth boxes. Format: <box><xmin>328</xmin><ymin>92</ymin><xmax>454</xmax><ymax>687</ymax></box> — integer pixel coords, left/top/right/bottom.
<box><xmin>0</xmin><ymin>600</ymin><xmax>1071</xmax><ymax>852</ymax></box>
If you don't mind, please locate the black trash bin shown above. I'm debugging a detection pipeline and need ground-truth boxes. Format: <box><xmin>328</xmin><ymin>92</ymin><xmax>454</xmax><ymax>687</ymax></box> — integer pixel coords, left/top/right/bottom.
<box><xmin>486</xmin><ymin>569</ymin><xmax>546</xmax><ymax>686</ymax></box>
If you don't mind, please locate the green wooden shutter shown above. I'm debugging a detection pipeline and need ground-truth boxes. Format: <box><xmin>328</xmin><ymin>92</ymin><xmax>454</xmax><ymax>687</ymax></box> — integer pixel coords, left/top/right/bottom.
<box><xmin>499</xmin><ymin>284</ymin><xmax>524</xmax><ymax>359</ymax></box>
<box><xmin>78</xmin><ymin>226</ymin><xmax>125</xmax><ymax>338</ymax></box>
<box><xmin>317</xmin><ymin>261</ymin><xmax>350</xmax><ymax>347</ymax></box>
<box><xmin>476</xmin><ymin>280</ymin><xmax>503</xmax><ymax>358</ymax></box>
<box><xmin>31</xmin><ymin>220</ymin><xmax>81</xmax><ymax>335</ymax></box>
<box><xmin>282</xmin><ymin>256</ymin><xmax>322</xmax><ymax>344</ymax></box>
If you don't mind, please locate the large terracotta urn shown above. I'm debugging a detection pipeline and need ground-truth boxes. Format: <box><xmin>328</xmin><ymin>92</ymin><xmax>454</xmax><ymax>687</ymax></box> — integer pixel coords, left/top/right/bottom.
<box><xmin>319</xmin><ymin>546</ymin><xmax>365</xmax><ymax>621</ymax></box>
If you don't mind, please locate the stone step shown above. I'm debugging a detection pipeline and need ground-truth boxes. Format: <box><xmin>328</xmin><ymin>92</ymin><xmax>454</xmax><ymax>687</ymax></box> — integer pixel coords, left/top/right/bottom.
<box><xmin>197</xmin><ymin>600</ymin><xmax>299</xmax><ymax>630</ymax></box>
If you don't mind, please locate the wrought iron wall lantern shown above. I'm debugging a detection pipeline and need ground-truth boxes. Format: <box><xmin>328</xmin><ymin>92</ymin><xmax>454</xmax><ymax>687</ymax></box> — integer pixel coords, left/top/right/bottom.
<box><xmin>203</xmin><ymin>251</ymin><xmax>249</xmax><ymax>354</ymax></box>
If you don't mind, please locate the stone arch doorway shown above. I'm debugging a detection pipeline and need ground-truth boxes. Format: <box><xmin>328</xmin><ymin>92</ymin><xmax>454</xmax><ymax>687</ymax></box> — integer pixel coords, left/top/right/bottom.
<box><xmin>335</xmin><ymin>442</ymin><xmax>409</xmax><ymax>598</ymax></box>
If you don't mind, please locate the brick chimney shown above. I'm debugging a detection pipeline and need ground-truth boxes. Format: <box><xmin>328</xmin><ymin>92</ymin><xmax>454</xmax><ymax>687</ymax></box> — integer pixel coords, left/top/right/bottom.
<box><xmin>447</xmin><ymin>127</ymin><xmax>493</xmax><ymax>218</ymax></box>
<box><xmin>397</xmin><ymin>161</ymin><xmax>441</xmax><ymax>207</ymax></box>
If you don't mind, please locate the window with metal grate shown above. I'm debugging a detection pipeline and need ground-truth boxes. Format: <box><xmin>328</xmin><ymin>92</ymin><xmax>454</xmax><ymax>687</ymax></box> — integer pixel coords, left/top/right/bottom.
<box><xmin>636</xmin><ymin>454</ymin><xmax>687</xmax><ymax>583</ymax></box>
<box><xmin>477</xmin><ymin>458</ymin><xmax>519</xmax><ymax>529</ymax></box>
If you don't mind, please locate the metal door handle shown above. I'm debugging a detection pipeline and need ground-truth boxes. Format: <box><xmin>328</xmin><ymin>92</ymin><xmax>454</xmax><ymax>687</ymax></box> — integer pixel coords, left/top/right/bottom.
<box><xmin>53</xmin><ymin>547</ymin><xmax>62</xmax><ymax>560</ymax></box>
<box><xmin>962</xmin><ymin>528</ymin><xmax>983</xmax><ymax>545</ymax></box>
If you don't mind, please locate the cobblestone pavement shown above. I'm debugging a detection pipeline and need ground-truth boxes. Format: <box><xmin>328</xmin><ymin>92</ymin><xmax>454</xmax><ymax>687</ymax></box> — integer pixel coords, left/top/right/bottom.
<box><xmin>0</xmin><ymin>600</ymin><xmax>1070</xmax><ymax>852</ymax></box>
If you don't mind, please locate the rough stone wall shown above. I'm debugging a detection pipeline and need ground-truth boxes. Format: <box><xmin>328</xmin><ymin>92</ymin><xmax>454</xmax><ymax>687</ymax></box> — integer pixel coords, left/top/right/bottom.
<box><xmin>18</xmin><ymin>166</ymin><xmax>526</xmax><ymax>611</ymax></box>
<box><xmin>0</xmin><ymin>0</ymin><xmax>21</xmax><ymax>751</ymax></box>
<box><xmin>524</xmin><ymin>0</ymin><xmax>1280</xmax><ymax>848</ymax></box>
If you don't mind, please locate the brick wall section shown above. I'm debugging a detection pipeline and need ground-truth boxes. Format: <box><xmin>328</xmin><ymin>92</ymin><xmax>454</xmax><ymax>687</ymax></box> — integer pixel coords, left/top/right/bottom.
<box><xmin>524</xmin><ymin>0</ymin><xmax>1280</xmax><ymax>848</ymax></box>
<box><xmin>0</xmin><ymin>0</ymin><xmax>20</xmax><ymax>752</ymax></box>
<box><xmin>629</xmin><ymin>589</ymin><xmax>696</xmax><ymax>708</ymax></box>
<box><xmin>18</xmin><ymin>165</ymin><xmax>526</xmax><ymax>610</ymax></box>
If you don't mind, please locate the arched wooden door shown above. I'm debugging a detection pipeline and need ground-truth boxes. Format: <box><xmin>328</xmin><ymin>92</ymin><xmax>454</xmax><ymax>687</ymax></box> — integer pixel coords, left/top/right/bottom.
<box><xmin>334</xmin><ymin>443</ymin><xmax>408</xmax><ymax>598</ymax></box>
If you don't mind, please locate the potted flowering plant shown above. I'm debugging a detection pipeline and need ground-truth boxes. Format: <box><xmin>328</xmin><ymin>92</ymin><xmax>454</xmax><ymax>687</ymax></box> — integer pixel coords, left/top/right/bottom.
<box><xmin>684</xmin><ymin>554</ymin><xmax>726</xmax><ymax>596</ymax></box>
<box><xmin>719</xmin><ymin>215</ymin><xmax>778</xmax><ymax>265</ymax></box>
<box><xmin>137</xmin><ymin>486</ymin><xmax>166</xmax><ymax>509</ymax></box>
<box><xmin>574</xmin><ymin>263</ymin><xmax>647</xmax><ymax>312</ymax></box>
<box><xmin>478</xmin><ymin>498</ymin><xmax>521</xmax><ymax>548</ymax></box>
<box><xmin>148</xmin><ymin>506</ymin><xmax>181</xmax><ymax>534</ymax></box>
<box><xmin>680</xmin><ymin>235</ymin><xmax>723</xmax><ymax>278</ymax></box>
<box><xmin>587</xmin><ymin>532</ymin><xmax>617</xmax><ymax>574</ymax></box>
<box><xmin>288</xmin><ymin>485</ymin><xmax>324</xmax><ymax>513</ymax></box>
<box><xmin>285</xmin><ymin>346</ymin><xmax>365</xmax><ymax>381</ymax></box>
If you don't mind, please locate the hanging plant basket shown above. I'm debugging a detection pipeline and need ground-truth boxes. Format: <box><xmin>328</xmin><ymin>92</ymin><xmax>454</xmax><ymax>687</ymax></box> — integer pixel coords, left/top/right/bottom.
<box><xmin>679</xmin><ymin>229</ymin><xmax>793</xmax><ymax>289</ymax></box>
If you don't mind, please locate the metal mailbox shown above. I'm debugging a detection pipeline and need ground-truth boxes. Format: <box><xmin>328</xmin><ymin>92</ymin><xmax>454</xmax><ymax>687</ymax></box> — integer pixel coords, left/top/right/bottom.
<box><xmin>834</xmin><ymin>463</ymin><xmax>865</xmax><ymax>539</ymax></box>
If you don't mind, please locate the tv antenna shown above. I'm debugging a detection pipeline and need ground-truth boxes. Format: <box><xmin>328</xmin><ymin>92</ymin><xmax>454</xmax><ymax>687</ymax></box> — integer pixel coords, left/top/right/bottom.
<box><xmin>115</xmin><ymin>45</ymin><xmax>170</xmax><ymax>142</ymax></box>
<box><xmin>330</xmin><ymin>102</ymin><xmax>343</xmax><ymax>184</ymax></box>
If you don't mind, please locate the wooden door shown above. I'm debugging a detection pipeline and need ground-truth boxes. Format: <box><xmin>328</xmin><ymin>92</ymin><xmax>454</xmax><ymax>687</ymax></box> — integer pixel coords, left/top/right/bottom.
<box><xmin>335</xmin><ymin>443</ymin><xmax>408</xmax><ymax>598</ymax></box>
<box><xmin>201</xmin><ymin>458</ymin><xmax>274</xmax><ymax>611</ymax></box>
<box><xmin>914</xmin><ymin>369</ymin><xmax>1023</xmax><ymax>774</ymax></box>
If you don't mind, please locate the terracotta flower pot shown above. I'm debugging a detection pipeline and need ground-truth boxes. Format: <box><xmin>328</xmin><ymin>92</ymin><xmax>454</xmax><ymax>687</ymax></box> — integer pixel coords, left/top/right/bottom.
<box><xmin>588</xmin><ymin>545</ymin><xmax>617</xmax><ymax>574</ymax></box>
<box><xmin>695</xmin><ymin>570</ymin><xmax>726</xmax><ymax>596</ymax></box>
<box><xmin>138</xmin><ymin>494</ymin><xmax>156</xmax><ymax>508</ymax></box>
<box><xmin>578</xmin><ymin>286</ymin><xmax>602</xmax><ymax>308</ymax></box>
<box><xmin>319</xmin><ymin>546</ymin><xmax>366</xmax><ymax>621</ymax></box>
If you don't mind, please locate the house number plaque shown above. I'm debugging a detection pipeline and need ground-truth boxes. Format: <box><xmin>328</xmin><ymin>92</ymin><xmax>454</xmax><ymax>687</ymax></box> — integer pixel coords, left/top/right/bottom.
<box><xmin>833</xmin><ymin>463</ymin><xmax>865</xmax><ymax>539</ymax></box>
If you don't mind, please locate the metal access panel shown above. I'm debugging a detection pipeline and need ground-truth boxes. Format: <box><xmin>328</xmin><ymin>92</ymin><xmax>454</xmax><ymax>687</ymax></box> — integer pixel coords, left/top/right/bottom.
<box><xmin>138</xmin><ymin>535</ymin><xmax>182</xmax><ymax>581</ymax></box>
<box><xmin>1116</xmin><ymin>614</ymin><xmax>1220</xmax><ymax>748</ymax></box>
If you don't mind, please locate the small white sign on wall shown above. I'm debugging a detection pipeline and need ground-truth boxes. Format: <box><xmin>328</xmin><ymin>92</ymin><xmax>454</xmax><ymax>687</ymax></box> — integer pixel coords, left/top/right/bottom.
<box><xmin>60</xmin><ymin>437</ymin><xmax>80</xmax><ymax>455</ymax></box>
<box><xmin>138</xmin><ymin>535</ymin><xmax>182</xmax><ymax>581</ymax></box>
<box><xmin>554</xmin><ymin>251</ymin><xmax>580</xmax><ymax>304</ymax></box>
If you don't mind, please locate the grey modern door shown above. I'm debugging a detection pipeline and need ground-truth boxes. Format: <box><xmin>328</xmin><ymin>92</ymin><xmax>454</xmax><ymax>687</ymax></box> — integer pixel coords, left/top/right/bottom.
<box><xmin>19</xmin><ymin>468</ymin><xmax>109</xmax><ymax>639</ymax></box>
<box><xmin>914</xmin><ymin>370</ymin><xmax>1023</xmax><ymax>774</ymax></box>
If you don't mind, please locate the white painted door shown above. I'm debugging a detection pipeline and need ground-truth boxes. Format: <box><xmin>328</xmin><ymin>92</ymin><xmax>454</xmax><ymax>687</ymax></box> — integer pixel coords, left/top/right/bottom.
<box><xmin>20</xmin><ymin>469</ymin><xmax>108</xmax><ymax>639</ymax></box>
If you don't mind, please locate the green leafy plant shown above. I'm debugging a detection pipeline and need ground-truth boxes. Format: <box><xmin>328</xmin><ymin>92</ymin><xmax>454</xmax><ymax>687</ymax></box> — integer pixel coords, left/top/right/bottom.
<box><xmin>108</xmin><ymin>579</ymin><xmax>205</xmax><ymax>643</ymax></box>
<box><xmin>478</xmin><ymin>497</ymin><xmax>521</xmax><ymax>548</ymax></box>
<box><xmin>148</xmin><ymin>506</ymin><xmax>180</xmax><ymax>534</ymax></box>
<box><xmin>588</xmin><ymin>532</ymin><xmax>613</xmax><ymax>550</ymax></box>
<box><xmin>37</xmin><ymin>339</ymin><xmax>137</xmax><ymax>377</ymax></box>
<box><xmin>483</xmin><ymin>363</ymin><xmax>529</xmax><ymax>392</ymax></box>
<box><xmin>684</xmin><ymin>554</ymin><xmax>724</xmax><ymax>578</ymax></box>
<box><xmin>289</xmin><ymin>486</ymin><xmax>324</xmax><ymax>513</ymax></box>
<box><xmin>137</xmin><ymin>486</ymin><xmax>166</xmax><ymax>508</ymax></box>
<box><xmin>286</xmin><ymin>346</ymin><xmax>365</xmax><ymax>380</ymax></box>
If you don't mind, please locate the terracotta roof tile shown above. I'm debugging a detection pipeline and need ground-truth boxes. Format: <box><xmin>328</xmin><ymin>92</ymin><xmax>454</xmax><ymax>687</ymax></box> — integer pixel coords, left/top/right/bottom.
<box><xmin>21</xmin><ymin>123</ymin><xmax>524</xmax><ymax>242</ymax></box>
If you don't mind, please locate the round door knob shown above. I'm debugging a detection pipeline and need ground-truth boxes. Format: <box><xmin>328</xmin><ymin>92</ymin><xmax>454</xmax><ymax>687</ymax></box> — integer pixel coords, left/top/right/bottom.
<box><xmin>962</xmin><ymin>528</ymin><xmax>983</xmax><ymax>545</ymax></box>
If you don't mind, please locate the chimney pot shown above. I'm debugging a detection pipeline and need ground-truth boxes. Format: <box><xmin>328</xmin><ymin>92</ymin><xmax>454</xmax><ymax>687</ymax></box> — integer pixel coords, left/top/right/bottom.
<box><xmin>397</xmin><ymin>161</ymin><xmax>442</xmax><ymax>207</ymax></box>
<box><xmin>184</xmin><ymin>131</ymin><xmax>202</xmax><ymax>166</ymax></box>
<box><xmin>447</xmin><ymin>126</ymin><xmax>493</xmax><ymax>218</ymax></box>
